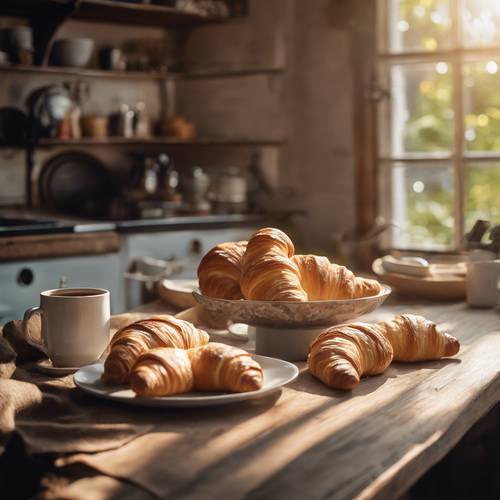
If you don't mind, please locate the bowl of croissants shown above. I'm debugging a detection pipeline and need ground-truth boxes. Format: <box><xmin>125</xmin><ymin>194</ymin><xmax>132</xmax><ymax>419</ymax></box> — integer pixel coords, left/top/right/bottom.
<box><xmin>195</xmin><ymin>227</ymin><xmax>390</xmax><ymax>326</ymax></box>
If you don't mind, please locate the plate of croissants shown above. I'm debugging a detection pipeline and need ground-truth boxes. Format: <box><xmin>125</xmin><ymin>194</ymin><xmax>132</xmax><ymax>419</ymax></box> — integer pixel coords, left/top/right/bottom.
<box><xmin>195</xmin><ymin>227</ymin><xmax>391</xmax><ymax>327</ymax></box>
<box><xmin>74</xmin><ymin>315</ymin><xmax>299</xmax><ymax>407</ymax></box>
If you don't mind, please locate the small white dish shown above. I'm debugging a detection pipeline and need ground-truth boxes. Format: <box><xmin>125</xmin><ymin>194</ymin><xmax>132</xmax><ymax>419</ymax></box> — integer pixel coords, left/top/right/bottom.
<box><xmin>381</xmin><ymin>255</ymin><xmax>430</xmax><ymax>277</ymax></box>
<box><xmin>74</xmin><ymin>355</ymin><xmax>299</xmax><ymax>408</ymax></box>
<box><xmin>31</xmin><ymin>358</ymin><xmax>80</xmax><ymax>376</ymax></box>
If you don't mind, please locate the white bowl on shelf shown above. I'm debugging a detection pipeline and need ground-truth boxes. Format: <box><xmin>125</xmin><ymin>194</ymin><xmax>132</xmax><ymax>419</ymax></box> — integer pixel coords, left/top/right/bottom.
<box><xmin>51</xmin><ymin>38</ymin><xmax>94</xmax><ymax>68</ymax></box>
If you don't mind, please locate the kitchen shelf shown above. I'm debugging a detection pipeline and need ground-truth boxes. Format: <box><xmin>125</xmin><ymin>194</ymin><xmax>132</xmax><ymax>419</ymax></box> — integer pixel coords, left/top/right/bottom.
<box><xmin>0</xmin><ymin>64</ymin><xmax>284</xmax><ymax>82</ymax></box>
<box><xmin>0</xmin><ymin>63</ymin><xmax>173</xmax><ymax>80</ymax></box>
<box><xmin>38</xmin><ymin>137</ymin><xmax>285</xmax><ymax>147</ymax></box>
<box><xmin>74</xmin><ymin>0</ymin><xmax>229</xmax><ymax>27</ymax></box>
<box><xmin>0</xmin><ymin>0</ymin><xmax>229</xmax><ymax>27</ymax></box>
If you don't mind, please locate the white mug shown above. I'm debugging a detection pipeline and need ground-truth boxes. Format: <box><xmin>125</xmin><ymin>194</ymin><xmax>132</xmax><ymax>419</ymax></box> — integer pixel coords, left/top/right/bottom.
<box><xmin>23</xmin><ymin>288</ymin><xmax>111</xmax><ymax>367</ymax></box>
<box><xmin>466</xmin><ymin>260</ymin><xmax>500</xmax><ymax>308</ymax></box>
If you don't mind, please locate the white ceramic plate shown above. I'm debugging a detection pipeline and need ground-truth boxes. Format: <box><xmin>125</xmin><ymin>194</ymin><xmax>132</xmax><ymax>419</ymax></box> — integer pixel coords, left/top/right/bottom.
<box><xmin>74</xmin><ymin>355</ymin><xmax>298</xmax><ymax>408</ymax></box>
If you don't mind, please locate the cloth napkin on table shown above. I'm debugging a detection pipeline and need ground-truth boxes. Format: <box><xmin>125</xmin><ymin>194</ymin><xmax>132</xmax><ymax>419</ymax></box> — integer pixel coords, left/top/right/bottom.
<box><xmin>0</xmin><ymin>315</ymin><xmax>155</xmax><ymax>455</ymax></box>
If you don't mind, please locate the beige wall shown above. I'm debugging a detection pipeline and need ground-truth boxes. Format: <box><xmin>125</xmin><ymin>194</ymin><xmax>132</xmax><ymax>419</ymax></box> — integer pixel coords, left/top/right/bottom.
<box><xmin>175</xmin><ymin>0</ymin><xmax>357</xmax><ymax>251</ymax></box>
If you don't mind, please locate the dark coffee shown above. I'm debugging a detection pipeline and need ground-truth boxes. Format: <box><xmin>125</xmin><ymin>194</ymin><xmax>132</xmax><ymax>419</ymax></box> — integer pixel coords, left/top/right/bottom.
<box><xmin>49</xmin><ymin>289</ymin><xmax>105</xmax><ymax>297</ymax></box>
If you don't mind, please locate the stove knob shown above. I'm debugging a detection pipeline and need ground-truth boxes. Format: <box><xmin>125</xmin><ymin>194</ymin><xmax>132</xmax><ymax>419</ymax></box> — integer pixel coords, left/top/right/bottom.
<box><xmin>17</xmin><ymin>268</ymin><xmax>34</xmax><ymax>286</ymax></box>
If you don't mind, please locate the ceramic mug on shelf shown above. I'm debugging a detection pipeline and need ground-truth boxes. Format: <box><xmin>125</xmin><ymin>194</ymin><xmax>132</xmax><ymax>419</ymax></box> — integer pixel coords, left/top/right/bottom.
<box><xmin>23</xmin><ymin>288</ymin><xmax>111</xmax><ymax>367</ymax></box>
<box><xmin>466</xmin><ymin>260</ymin><xmax>500</xmax><ymax>308</ymax></box>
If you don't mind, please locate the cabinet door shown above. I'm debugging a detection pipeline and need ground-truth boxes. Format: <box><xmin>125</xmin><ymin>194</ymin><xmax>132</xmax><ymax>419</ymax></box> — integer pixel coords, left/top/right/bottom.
<box><xmin>0</xmin><ymin>253</ymin><xmax>122</xmax><ymax>323</ymax></box>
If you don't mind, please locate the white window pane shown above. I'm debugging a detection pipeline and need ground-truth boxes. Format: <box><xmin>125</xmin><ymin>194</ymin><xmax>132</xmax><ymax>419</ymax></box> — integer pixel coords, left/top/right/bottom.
<box><xmin>464</xmin><ymin>59</ymin><xmax>500</xmax><ymax>152</ymax></box>
<box><xmin>465</xmin><ymin>163</ymin><xmax>500</xmax><ymax>231</ymax></box>
<box><xmin>390</xmin><ymin>63</ymin><xmax>453</xmax><ymax>155</ymax></box>
<box><xmin>388</xmin><ymin>163</ymin><xmax>455</xmax><ymax>249</ymax></box>
<box><xmin>462</xmin><ymin>0</ymin><xmax>500</xmax><ymax>48</ymax></box>
<box><xmin>388</xmin><ymin>0</ymin><xmax>451</xmax><ymax>53</ymax></box>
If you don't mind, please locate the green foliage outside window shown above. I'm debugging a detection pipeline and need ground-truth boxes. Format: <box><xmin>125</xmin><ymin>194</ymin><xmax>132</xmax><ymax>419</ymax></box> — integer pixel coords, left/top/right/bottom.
<box><xmin>391</xmin><ymin>0</ymin><xmax>500</xmax><ymax>247</ymax></box>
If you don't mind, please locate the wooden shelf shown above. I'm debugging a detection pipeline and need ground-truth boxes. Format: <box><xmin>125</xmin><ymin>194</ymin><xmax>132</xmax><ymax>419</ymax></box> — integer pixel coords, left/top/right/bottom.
<box><xmin>0</xmin><ymin>0</ymin><xmax>228</xmax><ymax>27</ymax></box>
<box><xmin>0</xmin><ymin>63</ymin><xmax>173</xmax><ymax>80</ymax></box>
<box><xmin>38</xmin><ymin>137</ymin><xmax>284</xmax><ymax>147</ymax></box>
<box><xmin>73</xmin><ymin>0</ymin><xmax>227</xmax><ymax>27</ymax></box>
<box><xmin>0</xmin><ymin>64</ymin><xmax>284</xmax><ymax>82</ymax></box>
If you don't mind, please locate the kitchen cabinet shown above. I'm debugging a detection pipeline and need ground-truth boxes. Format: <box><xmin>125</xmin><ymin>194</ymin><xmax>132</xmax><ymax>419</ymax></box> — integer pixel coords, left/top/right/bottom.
<box><xmin>0</xmin><ymin>253</ymin><xmax>121</xmax><ymax>322</ymax></box>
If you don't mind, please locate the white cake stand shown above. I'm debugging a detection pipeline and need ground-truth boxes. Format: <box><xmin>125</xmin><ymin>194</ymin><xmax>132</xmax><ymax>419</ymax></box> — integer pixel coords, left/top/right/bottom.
<box><xmin>193</xmin><ymin>286</ymin><xmax>391</xmax><ymax>361</ymax></box>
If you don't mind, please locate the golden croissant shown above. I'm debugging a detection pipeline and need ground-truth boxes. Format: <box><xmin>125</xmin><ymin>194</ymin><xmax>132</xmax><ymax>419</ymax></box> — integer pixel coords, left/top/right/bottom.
<box><xmin>189</xmin><ymin>343</ymin><xmax>263</xmax><ymax>393</ymax></box>
<box><xmin>308</xmin><ymin>323</ymin><xmax>393</xmax><ymax>390</ymax></box>
<box><xmin>238</xmin><ymin>227</ymin><xmax>381</xmax><ymax>301</ymax></box>
<box><xmin>308</xmin><ymin>314</ymin><xmax>460</xmax><ymax>390</ymax></box>
<box><xmin>198</xmin><ymin>241</ymin><xmax>247</xmax><ymax>300</ymax></box>
<box><xmin>103</xmin><ymin>315</ymin><xmax>209</xmax><ymax>384</ymax></box>
<box><xmin>129</xmin><ymin>343</ymin><xmax>263</xmax><ymax>397</ymax></box>
<box><xmin>240</xmin><ymin>227</ymin><xmax>307</xmax><ymax>301</ymax></box>
<box><xmin>379</xmin><ymin>314</ymin><xmax>460</xmax><ymax>362</ymax></box>
<box><xmin>130</xmin><ymin>348</ymin><xmax>193</xmax><ymax>397</ymax></box>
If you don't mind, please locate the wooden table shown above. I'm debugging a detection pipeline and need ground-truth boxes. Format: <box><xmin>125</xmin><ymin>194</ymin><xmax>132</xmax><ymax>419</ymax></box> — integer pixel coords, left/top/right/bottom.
<box><xmin>53</xmin><ymin>298</ymin><xmax>500</xmax><ymax>500</ymax></box>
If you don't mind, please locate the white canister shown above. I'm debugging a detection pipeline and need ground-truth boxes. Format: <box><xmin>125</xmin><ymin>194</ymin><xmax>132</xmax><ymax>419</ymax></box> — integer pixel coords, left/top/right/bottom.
<box><xmin>466</xmin><ymin>259</ymin><xmax>500</xmax><ymax>308</ymax></box>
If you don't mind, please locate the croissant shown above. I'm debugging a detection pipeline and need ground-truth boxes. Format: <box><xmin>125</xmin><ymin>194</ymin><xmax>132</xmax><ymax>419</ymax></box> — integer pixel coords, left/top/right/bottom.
<box><xmin>130</xmin><ymin>348</ymin><xmax>193</xmax><ymax>397</ymax></box>
<box><xmin>189</xmin><ymin>343</ymin><xmax>264</xmax><ymax>392</ymax></box>
<box><xmin>240</xmin><ymin>227</ymin><xmax>307</xmax><ymax>301</ymax></box>
<box><xmin>379</xmin><ymin>314</ymin><xmax>460</xmax><ymax>362</ymax></box>
<box><xmin>308</xmin><ymin>314</ymin><xmax>460</xmax><ymax>390</ymax></box>
<box><xmin>239</xmin><ymin>227</ymin><xmax>381</xmax><ymax>301</ymax></box>
<box><xmin>308</xmin><ymin>323</ymin><xmax>393</xmax><ymax>390</ymax></box>
<box><xmin>103</xmin><ymin>315</ymin><xmax>209</xmax><ymax>384</ymax></box>
<box><xmin>293</xmin><ymin>254</ymin><xmax>382</xmax><ymax>300</ymax></box>
<box><xmin>198</xmin><ymin>241</ymin><xmax>247</xmax><ymax>300</ymax></box>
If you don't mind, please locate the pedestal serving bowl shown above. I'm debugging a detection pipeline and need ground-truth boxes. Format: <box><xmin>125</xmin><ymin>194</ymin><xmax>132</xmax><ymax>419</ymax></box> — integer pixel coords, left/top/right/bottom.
<box><xmin>193</xmin><ymin>286</ymin><xmax>391</xmax><ymax>361</ymax></box>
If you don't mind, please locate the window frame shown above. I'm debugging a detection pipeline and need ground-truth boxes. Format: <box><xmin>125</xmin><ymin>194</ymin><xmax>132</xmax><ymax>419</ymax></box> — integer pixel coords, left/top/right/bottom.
<box><xmin>376</xmin><ymin>0</ymin><xmax>500</xmax><ymax>251</ymax></box>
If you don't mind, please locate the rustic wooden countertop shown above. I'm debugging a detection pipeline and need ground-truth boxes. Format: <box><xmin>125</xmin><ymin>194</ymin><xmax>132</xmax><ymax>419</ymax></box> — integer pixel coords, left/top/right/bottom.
<box><xmin>113</xmin><ymin>298</ymin><xmax>500</xmax><ymax>500</ymax></box>
<box><xmin>0</xmin><ymin>232</ymin><xmax>120</xmax><ymax>261</ymax></box>
<box><xmin>3</xmin><ymin>298</ymin><xmax>499</xmax><ymax>499</ymax></box>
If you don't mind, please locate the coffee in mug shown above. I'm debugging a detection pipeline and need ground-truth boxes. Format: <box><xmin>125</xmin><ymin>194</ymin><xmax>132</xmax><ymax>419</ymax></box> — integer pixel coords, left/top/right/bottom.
<box><xmin>23</xmin><ymin>288</ymin><xmax>111</xmax><ymax>367</ymax></box>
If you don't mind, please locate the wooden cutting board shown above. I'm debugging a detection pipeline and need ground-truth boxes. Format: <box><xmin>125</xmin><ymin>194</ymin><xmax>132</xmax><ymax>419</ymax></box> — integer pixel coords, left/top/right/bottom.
<box><xmin>372</xmin><ymin>258</ymin><xmax>466</xmax><ymax>300</ymax></box>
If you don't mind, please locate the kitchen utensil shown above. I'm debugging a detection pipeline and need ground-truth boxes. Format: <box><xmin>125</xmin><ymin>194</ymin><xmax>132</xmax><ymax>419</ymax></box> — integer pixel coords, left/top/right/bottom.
<box><xmin>6</xmin><ymin>26</ymin><xmax>33</xmax><ymax>51</ymax></box>
<box><xmin>39</xmin><ymin>152</ymin><xmax>114</xmax><ymax>218</ymax></box>
<box><xmin>81</xmin><ymin>116</ymin><xmax>109</xmax><ymax>138</ymax></box>
<box><xmin>98</xmin><ymin>47</ymin><xmax>126</xmax><ymax>71</ymax></box>
<box><xmin>27</xmin><ymin>85</ymin><xmax>73</xmax><ymax>138</ymax></box>
<box><xmin>129</xmin><ymin>155</ymin><xmax>159</xmax><ymax>198</ymax></box>
<box><xmin>157</xmin><ymin>153</ymin><xmax>180</xmax><ymax>201</ymax></box>
<box><xmin>50</xmin><ymin>38</ymin><xmax>94</xmax><ymax>68</ymax></box>
<box><xmin>161</xmin><ymin>115</ymin><xmax>196</xmax><ymax>139</ymax></box>
<box><xmin>465</xmin><ymin>220</ymin><xmax>491</xmax><ymax>244</ymax></box>
<box><xmin>134</xmin><ymin>101</ymin><xmax>151</xmax><ymax>138</ymax></box>
<box><xmin>23</xmin><ymin>288</ymin><xmax>110</xmax><ymax>368</ymax></box>
<box><xmin>372</xmin><ymin>258</ymin><xmax>466</xmax><ymax>300</ymax></box>
<box><xmin>211</xmin><ymin>167</ymin><xmax>247</xmax><ymax>214</ymax></box>
<box><xmin>117</xmin><ymin>104</ymin><xmax>135</xmax><ymax>138</ymax></box>
<box><xmin>182</xmin><ymin>166</ymin><xmax>211</xmax><ymax>214</ymax></box>
<box><xmin>193</xmin><ymin>286</ymin><xmax>391</xmax><ymax>361</ymax></box>
<box><xmin>74</xmin><ymin>355</ymin><xmax>299</xmax><ymax>407</ymax></box>
<box><xmin>466</xmin><ymin>259</ymin><xmax>500</xmax><ymax>308</ymax></box>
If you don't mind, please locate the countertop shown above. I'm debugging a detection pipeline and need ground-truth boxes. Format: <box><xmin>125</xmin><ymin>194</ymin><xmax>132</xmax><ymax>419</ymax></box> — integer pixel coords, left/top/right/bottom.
<box><xmin>4</xmin><ymin>298</ymin><xmax>498</xmax><ymax>499</ymax></box>
<box><xmin>0</xmin><ymin>210</ymin><xmax>268</xmax><ymax>237</ymax></box>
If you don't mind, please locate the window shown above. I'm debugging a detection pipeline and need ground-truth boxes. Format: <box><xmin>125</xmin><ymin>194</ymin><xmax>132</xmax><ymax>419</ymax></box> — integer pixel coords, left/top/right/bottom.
<box><xmin>377</xmin><ymin>0</ymin><xmax>500</xmax><ymax>250</ymax></box>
